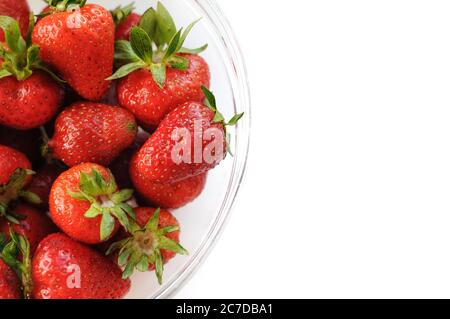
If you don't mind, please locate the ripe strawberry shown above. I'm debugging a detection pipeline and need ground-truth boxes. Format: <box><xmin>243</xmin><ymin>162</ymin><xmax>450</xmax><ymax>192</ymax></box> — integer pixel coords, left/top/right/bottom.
<box><xmin>109</xmin><ymin>2</ymin><xmax>209</xmax><ymax>129</ymax></box>
<box><xmin>32</xmin><ymin>3</ymin><xmax>115</xmax><ymax>101</ymax></box>
<box><xmin>0</xmin><ymin>145</ymin><xmax>41</xmax><ymax>223</ymax></box>
<box><xmin>136</xmin><ymin>173</ymin><xmax>207</xmax><ymax>209</ymax></box>
<box><xmin>25</xmin><ymin>161</ymin><xmax>65</xmax><ymax>209</ymax></box>
<box><xmin>0</xmin><ymin>17</ymin><xmax>64</xmax><ymax>130</ymax></box>
<box><xmin>0</xmin><ymin>0</ymin><xmax>29</xmax><ymax>42</ymax></box>
<box><xmin>0</xmin><ymin>204</ymin><xmax>56</xmax><ymax>254</ymax></box>
<box><xmin>32</xmin><ymin>233</ymin><xmax>130</xmax><ymax>299</ymax></box>
<box><xmin>130</xmin><ymin>87</ymin><xmax>243</xmax><ymax>184</ymax></box>
<box><xmin>49</xmin><ymin>163</ymin><xmax>135</xmax><ymax>244</ymax></box>
<box><xmin>111</xmin><ymin>3</ymin><xmax>140</xmax><ymax>41</ymax></box>
<box><xmin>48</xmin><ymin>102</ymin><xmax>138</xmax><ymax>167</ymax></box>
<box><xmin>0</xmin><ymin>259</ymin><xmax>21</xmax><ymax>299</ymax></box>
<box><xmin>107</xmin><ymin>207</ymin><xmax>187</xmax><ymax>284</ymax></box>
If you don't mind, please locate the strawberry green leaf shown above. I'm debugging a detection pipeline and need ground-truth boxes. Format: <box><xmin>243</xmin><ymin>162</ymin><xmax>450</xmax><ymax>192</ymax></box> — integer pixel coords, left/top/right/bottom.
<box><xmin>159</xmin><ymin>236</ymin><xmax>188</xmax><ymax>256</ymax></box>
<box><xmin>114</xmin><ymin>40</ymin><xmax>142</xmax><ymax>65</ymax></box>
<box><xmin>111</xmin><ymin>2</ymin><xmax>135</xmax><ymax>26</ymax></box>
<box><xmin>111</xmin><ymin>189</ymin><xmax>133</xmax><ymax>204</ymax></box>
<box><xmin>179</xmin><ymin>44</ymin><xmax>208</xmax><ymax>55</ymax></box>
<box><xmin>107</xmin><ymin>61</ymin><xmax>146</xmax><ymax>81</ymax></box>
<box><xmin>139</xmin><ymin>7</ymin><xmax>157</xmax><ymax>40</ymax></box>
<box><xmin>145</xmin><ymin>207</ymin><xmax>160</xmax><ymax>232</ymax></box>
<box><xmin>150</xmin><ymin>63</ymin><xmax>166</xmax><ymax>88</ymax></box>
<box><xmin>0</xmin><ymin>227</ymin><xmax>32</xmax><ymax>299</ymax></box>
<box><xmin>0</xmin><ymin>16</ymin><xmax>25</xmax><ymax>54</ymax></box>
<box><xmin>155</xmin><ymin>2</ymin><xmax>177</xmax><ymax>46</ymax></box>
<box><xmin>163</xmin><ymin>29</ymin><xmax>182</xmax><ymax>61</ymax></box>
<box><xmin>158</xmin><ymin>225</ymin><xmax>180</xmax><ymax>235</ymax></box>
<box><xmin>176</xmin><ymin>19</ymin><xmax>201</xmax><ymax>52</ymax></box>
<box><xmin>100</xmin><ymin>211</ymin><xmax>115</xmax><ymax>241</ymax></box>
<box><xmin>168</xmin><ymin>55</ymin><xmax>189</xmax><ymax>70</ymax></box>
<box><xmin>201</xmin><ymin>86</ymin><xmax>217</xmax><ymax>111</ymax></box>
<box><xmin>0</xmin><ymin>69</ymin><xmax>12</xmax><ymax>79</ymax></box>
<box><xmin>154</xmin><ymin>250</ymin><xmax>164</xmax><ymax>285</ymax></box>
<box><xmin>130</xmin><ymin>27</ymin><xmax>153</xmax><ymax>63</ymax></box>
<box><xmin>227</xmin><ymin>113</ymin><xmax>245</xmax><ymax>126</ymax></box>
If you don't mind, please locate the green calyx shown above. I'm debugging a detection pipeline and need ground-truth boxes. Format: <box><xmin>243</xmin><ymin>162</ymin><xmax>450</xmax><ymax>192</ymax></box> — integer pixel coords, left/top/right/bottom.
<box><xmin>0</xmin><ymin>228</ymin><xmax>32</xmax><ymax>299</ymax></box>
<box><xmin>201</xmin><ymin>86</ymin><xmax>244</xmax><ymax>156</ymax></box>
<box><xmin>0</xmin><ymin>168</ymin><xmax>41</xmax><ymax>224</ymax></box>
<box><xmin>107</xmin><ymin>1</ymin><xmax>208</xmax><ymax>88</ymax></box>
<box><xmin>111</xmin><ymin>2</ymin><xmax>135</xmax><ymax>25</ymax></box>
<box><xmin>67</xmin><ymin>169</ymin><xmax>135</xmax><ymax>241</ymax></box>
<box><xmin>106</xmin><ymin>208</ymin><xmax>188</xmax><ymax>285</ymax></box>
<box><xmin>45</xmin><ymin>0</ymin><xmax>87</xmax><ymax>12</ymax></box>
<box><xmin>0</xmin><ymin>15</ymin><xmax>63</xmax><ymax>82</ymax></box>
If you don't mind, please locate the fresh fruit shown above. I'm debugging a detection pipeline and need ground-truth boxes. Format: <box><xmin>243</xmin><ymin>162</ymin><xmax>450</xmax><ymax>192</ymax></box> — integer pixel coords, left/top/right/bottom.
<box><xmin>0</xmin><ymin>259</ymin><xmax>21</xmax><ymax>299</ymax></box>
<box><xmin>0</xmin><ymin>204</ymin><xmax>56</xmax><ymax>254</ymax></box>
<box><xmin>135</xmin><ymin>173</ymin><xmax>207</xmax><ymax>209</ymax></box>
<box><xmin>0</xmin><ymin>0</ymin><xmax>30</xmax><ymax>42</ymax></box>
<box><xmin>109</xmin><ymin>2</ymin><xmax>209</xmax><ymax>129</ymax></box>
<box><xmin>117</xmin><ymin>55</ymin><xmax>210</xmax><ymax>130</ymax></box>
<box><xmin>32</xmin><ymin>233</ymin><xmax>130</xmax><ymax>299</ymax></box>
<box><xmin>0</xmin><ymin>16</ymin><xmax>64</xmax><ymax>130</ymax></box>
<box><xmin>0</xmin><ymin>145</ymin><xmax>41</xmax><ymax>223</ymax></box>
<box><xmin>107</xmin><ymin>207</ymin><xmax>187</xmax><ymax>284</ymax></box>
<box><xmin>25</xmin><ymin>162</ymin><xmax>65</xmax><ymax>209</ymax></box>
<box><xmin>48</xmin><ymin>102</ymin><xmax>138</xmax><ymax>167</ymax></box>
<box><xmin>32</xmin><ymin>3</ymin><xmax>115</xmax><ymax>101</ymax></box>
<box><xmin>0</xmin><ymin>127</ymin><xmax>42</xmax><ymax>165</ymax></box>
<box><xmin>49</xmin><ymin>163</ymin><xmax>135</xmax><ymax>244</ymax></box>
<box><xmin>0</xmin><ymin>229</ymin><xmax>32</xmax><ymax>298</ymax></box>
<box><xmin>130</xmin><ymin>87</ymin><xmax>243</xmax><ymax>184</ymax></box>
<box><xmin>111</xmin><ymin>3</ymin><xmax>140</xmax><ymax>40</ymax></box>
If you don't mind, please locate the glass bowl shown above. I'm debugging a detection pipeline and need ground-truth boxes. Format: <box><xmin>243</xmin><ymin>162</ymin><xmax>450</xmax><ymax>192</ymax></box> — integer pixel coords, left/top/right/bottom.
<box><xmin>29</xmin><ymin>0</ymin><xmax>251</xmax><ymax>298</ymax></box>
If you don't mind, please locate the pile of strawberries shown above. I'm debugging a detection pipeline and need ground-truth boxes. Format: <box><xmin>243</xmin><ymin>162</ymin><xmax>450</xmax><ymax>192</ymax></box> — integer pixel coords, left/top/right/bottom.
<box><xmin>0</xmin><ymin>0</ymin><xmax>242</xmax><ymax>299</ymax></box>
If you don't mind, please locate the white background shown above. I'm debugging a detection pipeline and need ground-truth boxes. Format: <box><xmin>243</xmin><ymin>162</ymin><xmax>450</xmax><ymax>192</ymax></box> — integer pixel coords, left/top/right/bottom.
<box><xmin>178</xmin><ymin>0</ymin><xmax>450</xmax><ymax>298</ymax></box>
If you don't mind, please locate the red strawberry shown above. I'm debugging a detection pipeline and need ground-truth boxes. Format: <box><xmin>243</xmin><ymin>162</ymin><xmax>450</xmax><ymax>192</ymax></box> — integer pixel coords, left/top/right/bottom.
<box><xmin>117</xmin><ymin>55</ymin><xmax>210</xmax><ymax>130</ymax></box>
<box><xmin>0</xmin><ymin>0</ymin><xmax>29</xmax><ymax>42</ymax></box>
<box><xmin>135</xmin><ymin>173</ymin><xmax>207</xmax><ymax>209</ymax></box>
<box><xmin>0</xmin><ymin>17</ymin><xmax>64</xmax><ymax>130</ymax></box>
<box><xmin>0</xmin><ymin>126</ymin><xmax>42</xmax><ymax>165</ymax></box>
<box><xmin>107</xmin><ymin>207</ymin><xmax>186</xmax><ymax>284</ymax></box>
<box><xmin>109</xmin><ymin>2</ymin><xmax>209</xmax><ymax>129</ymax></box>
<box><xmin>111</xmin><ymin>3</ymin><xmax>140</xmax><ymax>41</ymax></box>
<box><xmin>32</xmin><ymin>3</ymin><xmax>115</xmax><ymax>101</ymax></box>
<box><xmin>0</xmin><ymin>259</ymin><xmax>21</xmax><ymax>299</ymax></box>
<box><xmin>0</xmin><ymin>204</ymin><xmax>56</xmax><ymax>254</ymax></box>
<box><xmin>48</xmin><ymin>102</ymin><xmax>138</xmax><ymax>167</ymax></box>
<box><xmin>49</xmin><ymin>163</ymin><xmax>135</xmax><ymax>244</ymax></box>
<box><xmin>130</xmin><ymin>88</ymin><xmax>243</xmax><ymax>184</ymax></box>
<box><xmin>25</xmin><ymin>161</ymin><xmax>65</xmax><ymax>209</ymax></box>
<box><xmin>32</xmin><ymin>233</ymin><xmax>130</xmax><ymax>299</ymax></box>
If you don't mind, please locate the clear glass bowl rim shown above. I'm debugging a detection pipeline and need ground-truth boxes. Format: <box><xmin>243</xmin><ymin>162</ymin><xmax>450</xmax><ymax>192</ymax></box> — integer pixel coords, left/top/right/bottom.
<box><xmin>150</xmin><ymin>0</ymin><xmax>252</xmax><ymax>299</ymax></box>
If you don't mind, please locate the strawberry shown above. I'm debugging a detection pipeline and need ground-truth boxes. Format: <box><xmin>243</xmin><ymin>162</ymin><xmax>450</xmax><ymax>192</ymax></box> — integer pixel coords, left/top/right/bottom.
<box><xmin>0</xmin><ymin>16</ymin><xmax>64</xmax><ymax>130</ymax></box>
<box><xmin>108</xmin><ymin>2</ymin><xmax>209</xmax><ymax>129</ymax></box>
<box><xmin>0</xmin><ymin>259</ymin><xmax>21</xmax><ymax>299</ymax></box>
<box><xmin>0</xmin><ymin>204</ymin><xmax>56</xmax><ymax>255</ymax></box>
<box><xmin>32</xmin><ymin>2</ymin><xmax>115</xmax><ymax>101</ymax></box>
<box><xmin>111</xmin><ymin>3</ymin><xmax>140</xmax><ymax>41</ymax></box>
<box><xmin>25</xmin><ymin>161</ymin><xmax>65</xmax><ymax>209</ymax></box>
<box><xmin>130</xmin><ymin>87</ymin><xmax>243</xmax><ymax>184</ymax></box>
<box><xmin>0</xmin><ymin>0</ymin><xmax>29</xmax><ymax>42</ymax></box>
<box><xmin>48</xmin><ymin>102</ymin><xmax>138</xmax><ymax>167</ymax></box>
<box><xmin>0</xmin><ymin>145</ymin><xmax>41</xmax><ymax>223</ymax></box>
<box><xmin>32</xmin><ymin>233</ymin><xmax>130</xmax><ymax>299</ymax></box>
<box><xmin>107</xmin><ymin>207</ymin><xmax>187</xmax><ymax>284</ymax></box>
<box><xmin>49</xmin><ymin>163</ymin><xmax>135</xmax><ymax>244</ymax></box>
<box><xmin>135</xmin><ymin>173</ymin><xmax>207</xmax><ymax>209</ymax></box>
